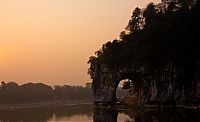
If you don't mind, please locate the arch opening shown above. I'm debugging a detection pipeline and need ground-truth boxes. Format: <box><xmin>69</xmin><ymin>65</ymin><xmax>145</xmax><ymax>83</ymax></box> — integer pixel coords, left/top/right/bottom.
<box><xmin>116</xmin><ymin>79</ymin><xmax>136</xmax><ymax>104</ymax></box>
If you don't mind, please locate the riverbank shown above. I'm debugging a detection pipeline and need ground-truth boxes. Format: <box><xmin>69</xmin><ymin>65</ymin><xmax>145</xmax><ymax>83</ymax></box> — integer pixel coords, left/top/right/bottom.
<box><xmin>93</xmin><ymin>102</ymin><xmax>200</xmax><ymax>112</ymax></box>
<box><xmin>0</xmin><ymin>100</ymin><xmax>92</xmax><ymax>110</ymax></box>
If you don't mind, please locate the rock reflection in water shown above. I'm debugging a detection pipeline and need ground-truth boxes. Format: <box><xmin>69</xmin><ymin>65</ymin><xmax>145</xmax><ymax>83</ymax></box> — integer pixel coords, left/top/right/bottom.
<box><xmin>0</xmin><ymin>104</ymin><xmax>199</xmax><ymax>122</ymax></box>
<box><xmin>93</xmin><ymin>109</ymin><xmax>133</xmax><ymax>122</ymax></box>
<box><xmin>93</xmin><ymin>108</ymin><xmax>199</xmax><ymax>122</ymax></box>
<box><xmin>93</xmin><ymin>109</ymin><xmax>118</xmax><ymax>122</ymax></box>
<box><xmin>125</xmin><ymin>109</ymin><xmax>200</xmax><ymax>122</ymax></box>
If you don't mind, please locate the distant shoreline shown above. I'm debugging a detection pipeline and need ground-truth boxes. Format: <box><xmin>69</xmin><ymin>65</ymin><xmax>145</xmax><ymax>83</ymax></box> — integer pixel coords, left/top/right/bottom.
<box><xmin>0</xmin><ymin>100</ymin><xmax>93</xmax><ymax>111</ymax></box>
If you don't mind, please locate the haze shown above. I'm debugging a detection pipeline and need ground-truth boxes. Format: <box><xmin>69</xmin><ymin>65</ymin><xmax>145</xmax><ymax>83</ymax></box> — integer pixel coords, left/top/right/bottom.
<box><xmin>0</xmin><ymin>0</ymin><xmax>160</xmax><ymax>86</ymax></box>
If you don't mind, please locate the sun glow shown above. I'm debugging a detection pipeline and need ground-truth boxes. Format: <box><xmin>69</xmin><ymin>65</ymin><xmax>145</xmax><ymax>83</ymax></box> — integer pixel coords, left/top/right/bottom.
<box><xmin>0</xmin><ymin>0</ymin><xmax>161</xmax><ymax>86</ymax></box>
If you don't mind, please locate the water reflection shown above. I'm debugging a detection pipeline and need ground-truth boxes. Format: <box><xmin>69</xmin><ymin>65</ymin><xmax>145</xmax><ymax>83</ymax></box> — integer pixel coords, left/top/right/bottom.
<box><xmin>93</xmin><ymin>109</ymin><xmax>118</xmax><ymax>122</ymax></box>
<box><xmin>93</xmin><ymin>109</ymin><xmax>199</xmax><ymax>122</ymax></box>
<box><xmin>0</xmin><ymin>104</ymin><xmax>199</xmax><ymax>122</ymax></box>
<box><xmin>93</xmin><ymin>109</ymin><xmax>132</xmax><ymax>122</ymax></box>
<box><xmin>124</xmin><ymin>109</ymin><xmax>200</xmax><ymax>122</ymax></box>
<box><xmin>0</xmin><ymin>104</ymin><xmax>92</xmax><ymax>122</ymax></box>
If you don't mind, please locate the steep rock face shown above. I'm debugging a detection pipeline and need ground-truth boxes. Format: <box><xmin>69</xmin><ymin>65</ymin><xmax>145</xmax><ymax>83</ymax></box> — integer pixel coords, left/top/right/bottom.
<box><xmin>91</xmin><ymin>62</ymin><xmax>143</xmax><ymax>104</ymax></box>
<box><xmin>138</xmin><ymin>62</ymin><xmax>200</xmax><ymax>105</ymax></box>
<box><xmin>88</xmin><ymin>0</ymin><xmax>200</xmax><ymax>106</ymax></box>
<box><xmin>91</xmin><ymin>61</ymin><xmax>200</xmax><ymax>105</ymax></box>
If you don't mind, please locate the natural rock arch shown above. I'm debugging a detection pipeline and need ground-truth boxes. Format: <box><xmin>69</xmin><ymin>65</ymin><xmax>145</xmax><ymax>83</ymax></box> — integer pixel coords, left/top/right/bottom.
<box><xmin>91</xmin><ymin>62</ymin><xmax>144</xmax><ymax>104</ymax></box>
<box><xmin>90</xmin><ymin>61</ymin><xmax>200</xmax><ymax>106</ymax></box>
<box><xmin>88</xmin><ymin>0</ymin><xmax>200</xmax><ymax>106</ymax></box>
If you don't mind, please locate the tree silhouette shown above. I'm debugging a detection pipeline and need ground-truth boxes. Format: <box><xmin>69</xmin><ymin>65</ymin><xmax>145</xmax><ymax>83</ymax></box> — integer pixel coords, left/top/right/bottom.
<box><xmin>88</xmin><ymin>0</ymin><xmax>200</xmax><ymax>103</ymax></box>
<box><xmin>126</xmin><ymin>7</ymin><xmax>143</xmax><ymax>33</ymax></box>
<box><xmin>0</xmin><ymin>82</ymin><xmax>93</xmax><ymax>104</ymax></box>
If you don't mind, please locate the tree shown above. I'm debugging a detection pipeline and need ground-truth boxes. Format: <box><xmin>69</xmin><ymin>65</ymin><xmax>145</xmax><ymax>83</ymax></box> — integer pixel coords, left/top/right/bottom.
<box><xmin>88</xmin><ymin>0</ymin><xmax>200</xmax><ymax>103</ymax></box>
<box><xmin>143</xmin><ymin>3</ymin><xmax>157</xmax><ymax>26</ymax></box>
<box><xmin>126</xmin><ymin>7</ymin><xmax>143</xmax><ymax>33</ymax></box>
<box><xmin>122</xmin><ymin>80</ymin><xmax>134</xmax><ymax>90</ymax></box>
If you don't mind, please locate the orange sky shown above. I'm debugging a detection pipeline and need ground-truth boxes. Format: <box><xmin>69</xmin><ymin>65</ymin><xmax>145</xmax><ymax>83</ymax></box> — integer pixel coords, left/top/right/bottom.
<box><xmin>0</xmin><ymin>0</ymin><xmax>160</xmax><ymax>86</ymax></box>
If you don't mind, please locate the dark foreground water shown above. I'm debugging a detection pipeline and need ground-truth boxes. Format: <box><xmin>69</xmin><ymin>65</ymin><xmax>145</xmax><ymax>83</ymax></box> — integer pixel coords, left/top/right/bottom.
<box><xmin>0</xmin><ymin>104</ymin><xmax>199</xmax><ymax>122</ymax></box>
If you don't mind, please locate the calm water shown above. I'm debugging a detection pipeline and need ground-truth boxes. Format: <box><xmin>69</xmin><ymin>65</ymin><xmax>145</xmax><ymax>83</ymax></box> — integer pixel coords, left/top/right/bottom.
<box><xmin>0</xmin><ymin>104</ymin><xmax>199</xmax><ymax>122</ymax></box>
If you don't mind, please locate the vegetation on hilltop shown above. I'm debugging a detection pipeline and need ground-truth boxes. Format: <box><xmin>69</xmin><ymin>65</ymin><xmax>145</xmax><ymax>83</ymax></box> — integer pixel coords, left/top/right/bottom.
<box><xmin>88</xmin><ymin>0</ymin><xmax>200</xmax><ymax>105</ymax></box>
<box><xmin>88</xmin><ymin>0</ymin><xmax>200</xmax><ymax>68</ymax></box>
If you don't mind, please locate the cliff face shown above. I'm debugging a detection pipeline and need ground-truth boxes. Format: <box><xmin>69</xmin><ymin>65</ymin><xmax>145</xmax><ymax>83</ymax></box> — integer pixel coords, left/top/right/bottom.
<box><xmin>91</xmin><ymin>62</ymin><xmax>200</xmax><ymax>105</ymax></box>
<box><xmin>88</xmin><ymin>1</ymin><xmax>200</xmax><ymax>106</ymax></box>
<box><xmin>144</xmin><ymin>63</ymin><xmax>199</xmax><ymax>105</ymax></box>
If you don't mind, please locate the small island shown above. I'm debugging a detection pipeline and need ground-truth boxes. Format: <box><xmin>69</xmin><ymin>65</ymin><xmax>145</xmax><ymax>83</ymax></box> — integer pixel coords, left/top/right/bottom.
<box><xmin>88</xmin><ymin>0</ymin><xmax>200</xmax><ymax>110</ymax></box>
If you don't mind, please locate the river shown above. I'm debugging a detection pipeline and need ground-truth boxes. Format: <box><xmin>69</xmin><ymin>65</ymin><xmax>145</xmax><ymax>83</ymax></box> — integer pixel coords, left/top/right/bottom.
<box><xmin>0</xmin><ymin>104</ymin><xmax>199</xmax><ymax>122</ymax></box>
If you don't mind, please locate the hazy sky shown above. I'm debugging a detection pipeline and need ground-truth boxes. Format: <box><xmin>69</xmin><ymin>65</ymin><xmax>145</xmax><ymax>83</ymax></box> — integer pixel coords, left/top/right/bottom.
<box><xmin>0</xmin><ymin>0</ymin><xmax>160</xmax><ymax>86</ymax></box>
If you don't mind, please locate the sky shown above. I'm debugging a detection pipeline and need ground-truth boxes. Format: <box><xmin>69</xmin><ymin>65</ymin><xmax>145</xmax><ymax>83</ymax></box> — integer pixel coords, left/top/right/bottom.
<box><xmin>0</xmin><ymin>0</ymin><xmax>160</xmax><ymax>86</ymax></box>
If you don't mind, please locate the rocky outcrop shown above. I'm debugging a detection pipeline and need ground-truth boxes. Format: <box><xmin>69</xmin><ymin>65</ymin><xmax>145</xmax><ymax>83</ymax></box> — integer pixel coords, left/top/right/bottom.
<box><xmin>91</xmin><ymin>61</ymin><xmax>200</xmax><ymax>106</ymax></box>
<box><xmin>88</xmin><ymin>0</ymin><xmax>200</xmax><ymax>107</ymax></box>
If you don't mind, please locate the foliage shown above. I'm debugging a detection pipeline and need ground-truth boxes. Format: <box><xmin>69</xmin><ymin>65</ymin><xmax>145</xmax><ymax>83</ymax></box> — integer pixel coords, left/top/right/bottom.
<box><xmin>0</xmin><ymin>81</ymin><xmax>93</xmax><ymax>104</ymax></box>
<box><xmin>122</xmin><ymin>80</ymin><xmax>134</xmax><ymax>90</ymax></box>
<box><xmin>88</xmin><ymin>0</ymin><xmax>200</xmax><ymax>103</ymax></box>
<box><xmin>88</xmin><ymin>0</ymin><xmax>200</xmax><ymax>81</ymax></box>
